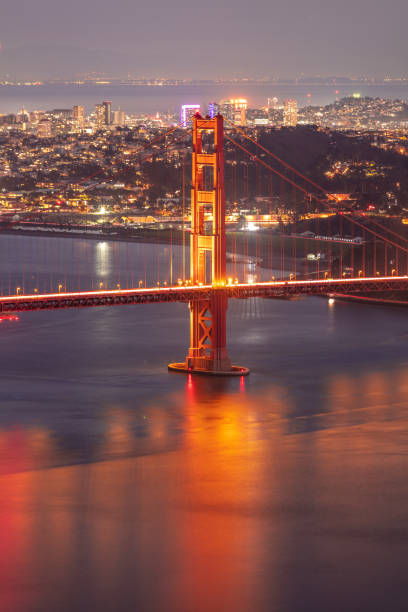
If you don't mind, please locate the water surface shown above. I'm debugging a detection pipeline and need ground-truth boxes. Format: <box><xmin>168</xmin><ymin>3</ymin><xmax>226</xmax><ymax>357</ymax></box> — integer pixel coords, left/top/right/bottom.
<box><xmin>0</xmin><ymin>236</ymin><xmax>407</xmax><ymax>611</ymax></box>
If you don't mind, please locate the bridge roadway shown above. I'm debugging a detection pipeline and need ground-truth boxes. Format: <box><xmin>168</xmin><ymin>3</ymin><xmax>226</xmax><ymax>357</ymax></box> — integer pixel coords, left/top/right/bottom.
<box><xmin>0</xmin><ymin>276</ymin><xmax>407</xmax><ymax>312</ymax></box>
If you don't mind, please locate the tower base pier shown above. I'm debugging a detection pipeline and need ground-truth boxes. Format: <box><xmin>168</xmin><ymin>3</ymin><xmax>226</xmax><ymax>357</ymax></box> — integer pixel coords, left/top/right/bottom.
<box><xmin>168</xmin><ymin>362</ymin><xmax>250</xmax><ymax>376</ymax></box>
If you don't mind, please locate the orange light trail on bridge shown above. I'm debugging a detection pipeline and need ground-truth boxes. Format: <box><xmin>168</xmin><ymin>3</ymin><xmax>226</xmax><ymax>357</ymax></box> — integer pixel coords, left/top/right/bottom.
<box><xmin>0</xmin><ymin>275</ymin><xmax>407</xmax><ymax>303</ymax></box>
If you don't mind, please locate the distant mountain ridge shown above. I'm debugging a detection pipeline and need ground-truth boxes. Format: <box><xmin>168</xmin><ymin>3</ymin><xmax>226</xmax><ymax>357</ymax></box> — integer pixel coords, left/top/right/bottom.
<box><xmin>0</xmin><ymin>44</ymin><xmax>135</xmax><ymax>79</ymax></box>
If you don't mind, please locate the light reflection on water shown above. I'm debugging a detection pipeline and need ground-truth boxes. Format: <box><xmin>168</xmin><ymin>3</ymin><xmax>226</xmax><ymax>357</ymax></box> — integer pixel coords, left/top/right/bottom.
<box><xmin>0</xmin><ymin>237</ymin><xmax>407</xmax><ymax>610</ymax></box>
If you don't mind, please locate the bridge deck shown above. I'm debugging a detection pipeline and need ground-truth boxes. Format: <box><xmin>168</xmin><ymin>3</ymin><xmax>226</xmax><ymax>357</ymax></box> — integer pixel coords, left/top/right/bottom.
<box><xmin>0</xmin><ymin>276</ymin><xmax>407</xmax><ymax>312</ymax></box>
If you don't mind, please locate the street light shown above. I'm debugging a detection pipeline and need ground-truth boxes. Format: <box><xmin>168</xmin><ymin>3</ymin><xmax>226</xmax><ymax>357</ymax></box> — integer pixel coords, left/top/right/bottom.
<box><xmin>58</xmin><ymin>283</ymin><xmax>63</xmax><ymax>293</ymax></box>
<box><xmin>16</xmin><ymin>286</ymin><xmax>21</xmax><ymax>295</ymax></box>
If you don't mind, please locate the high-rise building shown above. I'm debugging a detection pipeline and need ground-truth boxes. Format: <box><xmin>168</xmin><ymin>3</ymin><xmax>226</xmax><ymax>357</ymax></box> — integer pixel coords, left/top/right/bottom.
<box><xmin>208</xmin><ymin>102</ymin><xmax>220</xmax><ymax>118</ymax></box>
<box><xmin>267</xmin><ymin>97</ymin><xmax>279</xmax><ymax>110</ymax></box>
<box><xmin>103</xmin><ymin>101</ymin><xmax>112</xmax><ymax>125</ymax></box>
<box><xmin>73</xmin><ymin>105</ymin><xmax>85</xmax><ymax>128</ymax></box>
<box><xmin>283</xmin><ymin>99</ymin><xmax>298</xmax><ymax>126</ymax></box>
<box><xmin>94</xmin><ymin>104</ymin><xmax>105</xmax><ymax>130</ymax></box>
<box><xmin>219</xmin><ymin>99</ymin><xmax>247</xmax><ymax>125</ymax></box>
<box><xmin>37</xmin><ymin>119</ymin><xmax>53</xmax><ymax>138</ymax></box>
<box><xmin>181</xmin><ymin>104</ymin><xmax>200</xmax><ymax>127</ymax></box>
<box><xmin>113</xmin><ymin>109</ymin><xmax>126</xmax><ymax>127</ymax></box>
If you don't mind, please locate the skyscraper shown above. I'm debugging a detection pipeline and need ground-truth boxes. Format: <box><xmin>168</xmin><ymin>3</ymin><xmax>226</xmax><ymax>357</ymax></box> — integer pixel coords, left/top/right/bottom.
<box><xmin>208</xmin><ymin>102</ymin><xmax>220</xmax><ymax>118</ymax></box>
<box><xmin>94</xmin><ymin>104</ymin><xmax>105</xmax><ymax>130</ymax></box>
<box><xmin>267</xmin><ymin>97</ymin><xmax>279</xmax><ymax>110</ymax></box>
<box><xmin>219</xmin><ymin>99</ymin><xmax>247</xmax><ymax>125</ymax></box>
<box><xmin>113</xmin><ymin>109</ymin><xmax>126</xmax><ymax>127</ymax></box>
<box><xmin>103</xmin><ymin>101</ymin><xmax>112</xmax><ymax>125</ymax></box>
<box><xmin>72</xmin><ymin>105</ymin><xmax>85</xmax><ymax>128</ymax></box>
<box><xmin>181</xmin><ymin>104</ymin><xmax>200</xmax><ymax>127</ymax></box>
<box><xmin>283</xmin><ymin>99</ymin><xmax>298</xmax><ymax>126</ymax></box>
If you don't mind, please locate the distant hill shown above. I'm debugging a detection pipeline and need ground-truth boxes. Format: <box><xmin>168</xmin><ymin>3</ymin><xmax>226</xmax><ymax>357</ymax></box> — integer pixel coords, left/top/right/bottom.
<box><xmin>0</xmin><ymin>45</ymin><xmax>134</xmax><ymax>80</ymax></box>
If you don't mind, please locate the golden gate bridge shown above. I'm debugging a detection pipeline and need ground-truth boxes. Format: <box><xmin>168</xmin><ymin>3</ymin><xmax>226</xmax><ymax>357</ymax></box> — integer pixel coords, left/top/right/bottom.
<box><xmin>1</xmin><ymin>114</ymin><xmax>408</xmax><ymax>376</ymax></box>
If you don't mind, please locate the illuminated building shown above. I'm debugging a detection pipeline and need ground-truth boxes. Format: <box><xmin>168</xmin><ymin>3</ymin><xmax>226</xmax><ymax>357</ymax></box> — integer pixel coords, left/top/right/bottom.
<box><xmin>103</xmin><ymin>101</ymin><xmax>112</xmax><ymax>125</ymax></box>
<box><xmin>94</xmin><ymin>104</ymin><xmax>105</xmax><ymax>129</ymax></box>
<box><xmin>72</xmin><ymin>105</ymin><xmax>84</xmax><ymax>128</ymax></box>
<box><xmin>267</xmin><ymin>97</ymin><xmax>278</xmax><ymax>109</ymax></box>
<box><xmin>37</xmin><ymin>119</ymin><xmax>53</xmax><ymax>138</ymax></box>
<box><xmin>181</xmin><ymin>104</ymin><xmax>200</xmax><ymax>127</ymax></box>
<box><xmin>113</xmin><ymin>109</ymin><xmax>126</xmax><ymax>127</ymax></box>
<box><xmin>209</xmin><ymin>102</ymin><xmax>219</xmax><ymax>118</ymax></box>
<box><xmin>283</xmin><ymin>99</ymin><xmax>298</xmax><ymax>126</ymax></box>
<box><xmin>220</xmin><ymin>99</ymin><xmax>247</xmax><ymax>125</ymax></box>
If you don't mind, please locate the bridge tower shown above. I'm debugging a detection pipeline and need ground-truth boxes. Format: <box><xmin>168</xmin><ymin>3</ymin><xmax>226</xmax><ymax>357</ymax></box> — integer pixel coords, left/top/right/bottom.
<box><xmin>169</xmin><ymin>114</ymin><xmax>249</xmax><ymax>376</ymax></box>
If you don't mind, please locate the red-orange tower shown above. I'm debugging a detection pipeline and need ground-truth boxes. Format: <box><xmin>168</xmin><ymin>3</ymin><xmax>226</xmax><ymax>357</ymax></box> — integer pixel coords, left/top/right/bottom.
<box><xmin>169</xmin><ymin>114</ymin><xmax>249</xmax><ymax>376</ymax></box>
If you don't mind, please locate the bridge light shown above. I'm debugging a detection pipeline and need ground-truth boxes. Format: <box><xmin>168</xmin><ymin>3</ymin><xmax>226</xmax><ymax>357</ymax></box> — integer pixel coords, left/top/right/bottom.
<box><xmin>178</xmin><ymin>279</ymin><xmax>183</xmax><ymax>286</ymax></box>
<box><xmin>358</xmin><ymin>270</ymin><xmax>363</xmax><ymax>277</ymax></box>
<box><xmin>139</xmin><ymin>280</ymin><xmax>143</xmax><ymax>287</ymax></box>
<box><xmin>117</xmin><ymin>283</ymin><xmax>121</xmax><ymax>289</ymax></box>
<box><xmin>228</xmin><ymin>277</ymin><xmax>232</xmax><ymax>285</ymax></box>
<box><xmin>16</xmin><ymin>286</ymin><xmax>21</xmax><ymax>295</ymax></box>
<box><xmin>99</xmin><ymin>282</ymin><xmax>104</xmax><ymax>289</ymax></box>
<box><xmin>34</xmin><ymin>288</ymin><xmax>38</xmax><ymax>293</ymax></box>
<box><xmin>392</xmin><ymin>269</ymin><xmax>396</xmax><ymax>276</ymax></box>
<box><xmin>58</xmin><ymin>283</ymin><xmax>63</xmax><ymax>293</ymax></box>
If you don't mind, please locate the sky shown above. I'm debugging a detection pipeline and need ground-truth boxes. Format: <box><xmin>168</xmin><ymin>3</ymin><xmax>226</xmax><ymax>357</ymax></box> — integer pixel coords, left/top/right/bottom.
<box><xmin>0</xmin><ymin>0</ymin><xmax>407</xmax><ymax>79</ymax></box>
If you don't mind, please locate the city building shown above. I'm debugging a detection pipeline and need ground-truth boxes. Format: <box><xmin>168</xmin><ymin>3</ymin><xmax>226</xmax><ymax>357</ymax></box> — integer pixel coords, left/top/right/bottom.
<box><xmin>283</xmin><ymin>99</ymin><xmax>298</xmax><ymax>126</ymax></box>
<box><xmin>103</xmin><ymin>101</ymin><xmax>112</xmax><ymax>125</ymax></box>
<box><xmin>209</xmin><ymin>102</ymin><xmax>220</xmax><ymax>118</ymax></box>
<box><xmin>113</xmin><ymin>109</ymin><xmax>126</xmax><ymax>127</ymax></box>
<box><xmin>181</xmin><ymin>104</ymin><xmax>200</xmax><ymax>127</ymax></box>
<box><xmin>220</xmin><ymin>99</ymin><xmax>247</xmax><ymax>125</ymax></box>
<box><xmin>94</xmin><ymin>104</ymin><xmax>105</xmax><ymax>130</ymax></box>
<box><xmin>267</xmin><ymin>97</ymin><xmax>279</xmax><ymax>110</ymax></box>
<box><xmin>37</xmin><ymin>119</ymin><xmax>53</xmax><ymax>138</ymax></box>
<box><xmin>72</xmin><ymin>105</ymin><xmax>85</xmax><ymax>128</ymax></box>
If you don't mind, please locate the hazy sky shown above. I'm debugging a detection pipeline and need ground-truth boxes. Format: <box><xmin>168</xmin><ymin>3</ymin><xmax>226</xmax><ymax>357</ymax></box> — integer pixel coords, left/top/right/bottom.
<box><xmin>1</xmin><ymin>0</ymin><xmax>407</xmax><ymax>78</ymax></box>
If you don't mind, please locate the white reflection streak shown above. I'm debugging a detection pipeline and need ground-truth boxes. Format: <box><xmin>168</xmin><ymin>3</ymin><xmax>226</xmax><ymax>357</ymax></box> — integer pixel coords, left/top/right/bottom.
<box><xmin>95</xmin><ymin>241</ymin><xmax>111</xmax><ymax>278</ymax></box>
